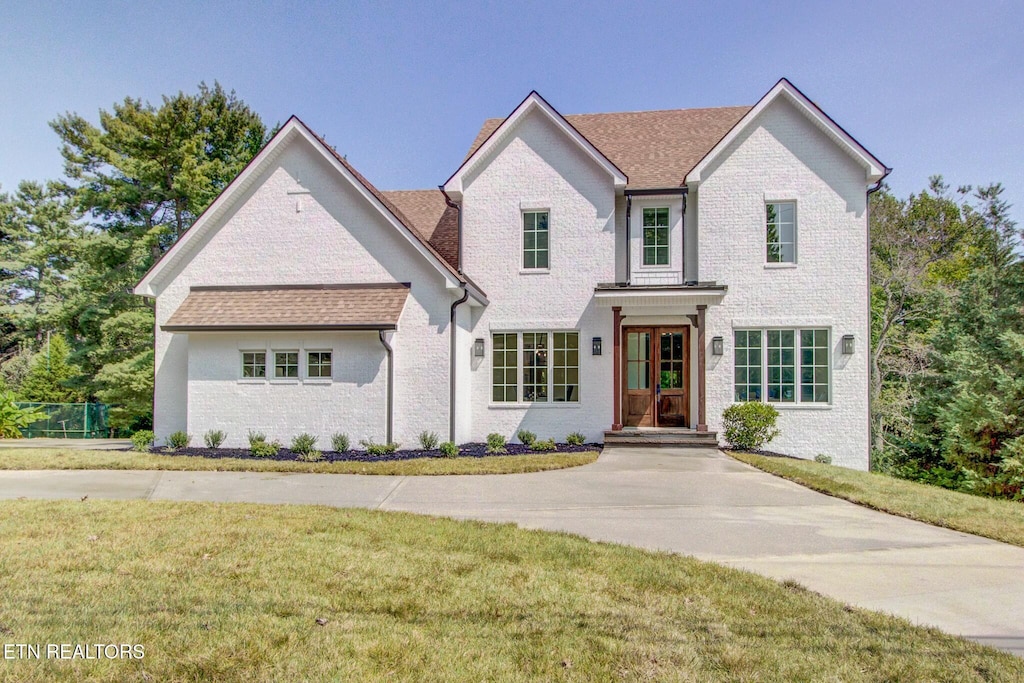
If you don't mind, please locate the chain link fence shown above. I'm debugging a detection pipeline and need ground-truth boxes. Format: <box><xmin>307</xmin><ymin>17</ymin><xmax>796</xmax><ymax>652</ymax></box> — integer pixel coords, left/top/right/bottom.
<box><xmin>15</xmin><ymin>403</ymin><xmax>111</xmax><ymax>438</ymax></box>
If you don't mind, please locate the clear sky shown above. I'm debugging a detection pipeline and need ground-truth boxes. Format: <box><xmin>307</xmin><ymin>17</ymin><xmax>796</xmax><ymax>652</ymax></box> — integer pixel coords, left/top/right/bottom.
<box><xmin>1</xmin><ymin>1</ymin><xmax>1021</xmax><ymax>224</ymax></box>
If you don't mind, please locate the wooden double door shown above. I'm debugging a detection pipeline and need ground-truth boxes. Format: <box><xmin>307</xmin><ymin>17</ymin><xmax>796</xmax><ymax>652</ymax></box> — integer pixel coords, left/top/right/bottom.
<box><xmin>623</xmin><ymin>327</ymin><xmax>690</xmax><ymax>427</ymax></box>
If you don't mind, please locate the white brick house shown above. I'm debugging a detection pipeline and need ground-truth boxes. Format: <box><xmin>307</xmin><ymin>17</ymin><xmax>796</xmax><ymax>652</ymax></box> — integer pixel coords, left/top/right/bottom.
<box><xmin>136</xmin><ymin>78</ymin><xmax>887</xmax><ymax>468</ymax></box>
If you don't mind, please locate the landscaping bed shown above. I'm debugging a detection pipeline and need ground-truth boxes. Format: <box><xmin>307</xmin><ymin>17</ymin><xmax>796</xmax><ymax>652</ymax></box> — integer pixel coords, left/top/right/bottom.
<box><xmin>157</xmin><ymin>442</ymin><xmax>599</xmax><ymax>463</ymax></box>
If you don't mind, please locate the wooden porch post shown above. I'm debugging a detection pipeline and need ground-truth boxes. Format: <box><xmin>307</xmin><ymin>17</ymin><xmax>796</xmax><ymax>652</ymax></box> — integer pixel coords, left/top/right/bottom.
<box><xmin>696</xmin><ymin>304</ymin><xmax>708</xmax><ymax>432</ymax></box>
<box><xmin>612</xmin><ymin>306</ymin><xmax>623</xmax><ymax>430</ymax></box>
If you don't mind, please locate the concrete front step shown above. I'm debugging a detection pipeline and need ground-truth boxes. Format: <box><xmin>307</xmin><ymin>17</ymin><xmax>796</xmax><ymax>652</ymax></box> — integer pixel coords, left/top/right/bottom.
<box><xmin>603</xmin><ymin>430</ymin><xmax>719</xmax><ymax>448</ymax></box>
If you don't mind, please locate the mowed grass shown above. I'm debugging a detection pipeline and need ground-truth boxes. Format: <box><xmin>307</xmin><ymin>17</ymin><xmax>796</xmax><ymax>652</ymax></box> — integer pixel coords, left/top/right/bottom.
<box><xmin>730</xmin><ymin>451</ymin><xmax>1024</xmax><ymax>548</ymax></box>
<box><xmin>0</xmin><ymin>501</ymin><xmax>1021</xmax><ymax>682</ymax></box>
<box><xmin>0</xmin><ymin>448</ymin><xmax>597</xmax><ymax>475</ymax></box>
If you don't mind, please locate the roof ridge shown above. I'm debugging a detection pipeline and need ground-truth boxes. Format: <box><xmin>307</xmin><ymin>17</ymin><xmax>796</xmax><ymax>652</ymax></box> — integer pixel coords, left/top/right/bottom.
<box><xmin>564</xmin><ymin>104</ymin><xmax>752</xmax><ymax>117</ymax></box>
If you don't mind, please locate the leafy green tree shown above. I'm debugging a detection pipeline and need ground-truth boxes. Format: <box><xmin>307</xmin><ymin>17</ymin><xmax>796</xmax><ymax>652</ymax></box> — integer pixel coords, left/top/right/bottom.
<box><xmin>18</xmin><ymin>334</ymin><xmax>84</xmax><ymax>403</ymax></box>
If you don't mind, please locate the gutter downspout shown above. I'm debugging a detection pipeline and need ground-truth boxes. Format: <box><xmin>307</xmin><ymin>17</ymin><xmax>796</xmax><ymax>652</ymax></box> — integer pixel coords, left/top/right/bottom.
<box><xmin>441</xmin><ymin>186</ymin><xmax>469</xmax><ymax>443</ymax></box>
<box><xmin>624</xmin><ymin>194</ymin><xmax>632</xmax><ymax>285</ymax></box>
<box><xmin>681</xmin><ymin>193</ymin><xmax>687</xmax><ymax>284</ymax></box>
<box><xmin>865</xmin><ymin>174</ymin><xmax>888</xmax><ymax>469</ymax></box>
<box><xmin>378</xmin><ymin>330</ymin><xmax>394</xmax><ymax>443</ymax></box>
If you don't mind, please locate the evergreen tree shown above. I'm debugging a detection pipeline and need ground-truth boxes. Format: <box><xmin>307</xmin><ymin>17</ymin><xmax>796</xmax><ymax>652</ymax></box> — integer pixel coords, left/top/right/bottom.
<box><xmin>18</xmin><ymin>334</ymin><xmax>84</xmax><ymax>403</ymax></box>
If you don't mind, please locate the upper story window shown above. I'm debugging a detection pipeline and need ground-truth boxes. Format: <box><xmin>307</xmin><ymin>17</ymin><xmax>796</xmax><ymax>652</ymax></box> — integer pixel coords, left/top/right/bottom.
<box><xmin>766</xmin><ymin>202</ymin><xmax>796</xmax><ymax>263</ymax></box>
<box><xmin>307</xmin><ymin>351</ymin><xmax>332</xmax><ymax>378</ymax></box>
<box><xmin>241</xmin><ymin>351</ymin><xmax>266</xmax><ymax>378</ymax></box>
<box><xmin>522</xmin><ymin>211</ymin><xmax>549</xmax><ymax>269</ymax></box>
<box><xmin>642</xmin><ymin>207</ymin><xmax>670</xmax><ymax>266</ymax></box>
<box><xmin>274</xmin><ymin>351</ymin><xmax>299</xmax><ymax>378</ymax></box>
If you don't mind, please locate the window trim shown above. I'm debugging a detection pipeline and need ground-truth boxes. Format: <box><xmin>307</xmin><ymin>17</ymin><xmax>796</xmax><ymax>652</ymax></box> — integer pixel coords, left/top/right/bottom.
<box><xmin>306</xmin><ymin>350</ymin><xmax>333</xmax><ymax>381</ymax></box>
<box><xmin>640</xmin><ymin>206</ymin><xmax>671</xmax><ymax>269</ymax></box>
<box><xmin>240</xmin><ymin>350</ymin><xmax>267</xmax><ymax>382</ymax></box>
<box><xmin>521</xmin><ymin>209</ymin><xmax>551</xmax><ymax>272</ymax></box>
<box><xmin>732</xmin><ymin>327</ymin><xmax>831</xmax><ymax>406</ymax></box>
<box><xmin>273</xmin><ymin>350</ymin><xmax>300</xmax><ymax>380</ymax></box>
<box><xmin>765</xmin><ymin>200</ymin><xmax>797</xmax><ymax>265</ymax></box>
<box><xmin>490</xmin><ymin>330</ymin><xmax>581</xmax><ymax>406</ymax></box>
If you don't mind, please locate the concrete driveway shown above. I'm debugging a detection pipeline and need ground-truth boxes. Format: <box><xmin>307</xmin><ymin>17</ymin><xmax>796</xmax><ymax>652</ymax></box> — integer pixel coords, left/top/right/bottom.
<box><xmin>1</xmin><ymin>447</ymin><xmax>1022</xmax><ymax>656</ymax></box>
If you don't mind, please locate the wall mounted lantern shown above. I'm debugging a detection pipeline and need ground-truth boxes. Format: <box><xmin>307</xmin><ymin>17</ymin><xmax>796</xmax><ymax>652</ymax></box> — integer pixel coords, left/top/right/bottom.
<box><xmin>592</xmin><ymin>337</ymin><xmax>602</xmax><ymax>355</ymax></box>
<box><xmin>473</xmin><ymin>338</ymin><xmax>485</xmax><ymax>358</ymax></box>
<box><xmin>842</xmin><ymin>334</ymin><xmax>855</xmax><ymax>355</ymax></box>
<box><xmin>711</xmin><ymin>336</ymin><xmax>724</xmax><ymax>356</ymax></box>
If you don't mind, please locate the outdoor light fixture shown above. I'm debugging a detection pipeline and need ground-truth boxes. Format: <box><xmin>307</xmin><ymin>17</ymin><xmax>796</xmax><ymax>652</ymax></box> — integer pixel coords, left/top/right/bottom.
<box><xmin>592</xmin><ymin>337</ymin><xmax>602</xmax><ymax>355</ymax></box>
<box><xmin>842</xmin><ymin>334</ymin><xmax>855</xmax><ymax>355</ymax></box>
<box><xmin>473</xmin><ymin>338</ymin><xmax>485</xmax><ymax>357</ymax></box>
<box><xmin>711</xmin><ymin>336</ymin><xmax>724</xmax><ymax>356</ymax></box>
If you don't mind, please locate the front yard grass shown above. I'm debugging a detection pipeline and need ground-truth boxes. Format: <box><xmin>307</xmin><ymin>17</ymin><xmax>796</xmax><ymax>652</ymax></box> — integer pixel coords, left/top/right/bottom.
<box><xmin>0</xmin><ymin>448</ymin><xmax>598</xmax><ymax>476</ymax></box>
<box><xmin>730</xmin><ymin>451</ymin><xmax>1024</xmax><ymax>548</ymax></box>
<box><xmin>0</xmin><ymin>499</ymin><xmax>1020</xmax><ymax>682</ymax></box>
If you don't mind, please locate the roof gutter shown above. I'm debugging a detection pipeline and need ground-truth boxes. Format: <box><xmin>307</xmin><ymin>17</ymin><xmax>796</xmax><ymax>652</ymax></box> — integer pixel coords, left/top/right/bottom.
<box><xmin>623</xmin><ymin>187</ymin><xmax>688</xmax><ymax>196</ymax></box>
<box><xmin>378</xmin><ymin>330</ymin><xmax>394</xmax><ymax>444</ymax></box>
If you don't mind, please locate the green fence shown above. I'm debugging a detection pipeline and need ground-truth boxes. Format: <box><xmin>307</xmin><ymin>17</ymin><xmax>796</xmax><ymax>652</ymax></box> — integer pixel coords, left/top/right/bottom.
<box><xmin>15</xmin><ymin>403</ymin><xmax>111</xmax><ymax>439</ymax></box>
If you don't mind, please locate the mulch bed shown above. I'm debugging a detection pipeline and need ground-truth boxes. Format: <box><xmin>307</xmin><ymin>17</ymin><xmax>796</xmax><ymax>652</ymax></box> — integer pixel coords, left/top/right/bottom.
<box><xmin>149</xmin><ymin>443</ymin><xmax>599</xmax><ymax>463</ymax></box>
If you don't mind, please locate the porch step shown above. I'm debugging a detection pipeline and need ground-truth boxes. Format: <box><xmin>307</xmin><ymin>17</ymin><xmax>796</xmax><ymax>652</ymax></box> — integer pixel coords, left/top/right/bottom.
<box><xmin>603</xmin><ymin>429</ymin><xmax>719</xmax><ymax>448</ymax></box>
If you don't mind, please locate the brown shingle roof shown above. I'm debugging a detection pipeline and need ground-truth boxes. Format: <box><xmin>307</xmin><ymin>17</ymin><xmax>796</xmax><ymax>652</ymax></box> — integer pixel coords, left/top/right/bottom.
<box><xmin>382</xmin><ymin>190</ymin><xmax>459</xmax><ymax>269</ymax></box>
<box><xmin>162</xmin><ymin>284</ymin><xmax>410</xmax><ymax>331</ymax></box>
<box><xmin>465</xmin><ymin>105</ymin><xmax>752</xmax><ymax>190</ymax></box>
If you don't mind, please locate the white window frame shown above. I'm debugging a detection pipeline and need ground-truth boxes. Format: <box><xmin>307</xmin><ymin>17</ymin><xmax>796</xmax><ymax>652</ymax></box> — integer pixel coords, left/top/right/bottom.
<box><xmin>306</xmin><ymin>350</ymin><xmax>333</xmax><ymax>381</ymax></box>
<box><xmin>733</xmin><ymin>327</ymin><xmax>830</xmax><ymax>406</ymax></box>
<box><xmin>240</xmin><ymin>350</ymin><xmax>267</xmax><ymax>381</ymax></box>
<box><xmin>490</xmin><ymin>330</ymin><xmax>580</xmax><ymax>406</ymax></box>
<box><xmin>272</xmin><ymin>350</ymin><xmax>300</xmax><ymax>380</ymax></box>
<box><xmin>765</xmin><ymin>201</ymin><xmax>797</xmax><ymax>265</ymax></box>
<box><xmin>640</xmin><ymin>206</ymin><xmax>671</xmax><ymax>268</ymax></box>
<box><xmin>521</xmin><ymin>210</ymin><xmax>550</xmax><ymax>272</ymax></box>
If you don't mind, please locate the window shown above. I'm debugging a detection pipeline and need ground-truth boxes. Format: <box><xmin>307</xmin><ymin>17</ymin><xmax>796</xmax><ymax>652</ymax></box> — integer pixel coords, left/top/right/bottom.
<box><xmin>523</xmin><ymin>211</ymin><xmax>549</xmax><ymax>269</ymax></box>
<box><xmin>800</xmin><ymin>329</ymin><xmax>830</xmax><ymax>403</ymax></box>
<box><xmin>733</xmin><ymin>328</ymin><xmax>829</xmax><ymax>404</ymax></box>
<box><xmin>642</xmin><ymin>207</ymin><xmax>670</xmax><ymax>266</ymax></box>
<box><xmin>241</xmin><ymin>351</ymin><xmax>266</xmax><ymax>378</ymax></box>
<box><xmin>307</xmin><ymin>351</ymin><xmax>332</xmax><ymax>378</ymax></box>
<box><xmin>766</xmin><ymin>202</ymin><xmax>796</xmax><ymax>263</ymax></box>
<box><xmin>492</xmin><ymin>333</ymin><xmax>518</xmax><ymax>402</ymax></box>
<box><xmin>733</xmin><ymin>331</ymin><xmax>762</xmax><ymax>401</ymax></box>
<box><xmin>491</xmin><ymin>331</ymin><xmax>579</xmax><ymax>403</ymax></box>
<box><xmin>274</xmin><ymin>351</ymin><xmax>298</xmax><ymax>378</ymax></box>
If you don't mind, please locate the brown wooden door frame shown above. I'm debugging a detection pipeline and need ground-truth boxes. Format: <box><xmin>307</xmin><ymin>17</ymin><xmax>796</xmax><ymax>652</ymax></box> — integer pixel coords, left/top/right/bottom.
<box><xmin>655</xmin><ymin>327</ymin><xmax>690</xmax><ymax>427</ymax></box>
<box><xmin>621</xmin><ymin>325</ymin><xmax>690</xmax><ymax>428</ymax></box>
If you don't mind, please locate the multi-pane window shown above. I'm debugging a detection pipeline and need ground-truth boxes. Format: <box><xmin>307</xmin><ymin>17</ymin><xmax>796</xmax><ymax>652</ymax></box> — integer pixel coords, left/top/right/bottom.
<box><xmin>733</xmin><ymin>328</ymin><xmax>829</xmax><ymax>404</ymax></box>
<box><xmin>766</xmin><ymin>202</ymin><xmax>796</xmax><ymax>263</ymax></box>
<box><xmin>522</xmin><ymin>333</ymin><xmax>549</xmax><ymax>402</ymax></box>
<box><xmin>552</xmin><ymin>332</ymin><xmax>580</xmax><ymax>402</ymax></box>
<box><xmin>307</xmin><ymin>351</ymin><xmax>332</xmax><ymax>378</ymax></box>
<box><xmin>491</xmin><ymin>331</ymin><xmax>579</xmax><ymax>403</ymax></box>
<box><xmin>733</xmin><ymin>331</ymin><xmax>762</xmax><ymax>401</ymax></box>
<box><xmin>274</xmin><ymin>351</ymin><xmax>299</xmax><ymax>378</ymax></box>
<box><xmin>492</xmin><ymin>333</ymin><xmax>518</xmax><ymax>402</ymax></box>
<box><xmin>800</xmin><ymin>329</ymin><xmax>830</xmax><ymax>403</ymax></box>
<box><xmin>241</xmin><ymin>351</ymin><xmax>266</xmax><ymax>378</ymax></box>
<box><xmin>626</xmin><ymin>330</ymin><xmax>650</xmax><ymax>390</ymax></box>
<box><xmin>523</xmin><ymin>211</ymin><xmax>549</xmax><ymax>269</ymax></box>
<box><xmin>642</xmin><ymin>207</ymin><xmax>670</xmax><ymax>266</ymax></box>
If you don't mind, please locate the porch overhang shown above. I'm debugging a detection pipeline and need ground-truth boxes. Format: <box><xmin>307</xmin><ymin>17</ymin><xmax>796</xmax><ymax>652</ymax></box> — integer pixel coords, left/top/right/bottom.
<box><xmin>594</xmin><ymin>283</ymin><xmax>727</xmax><ymax>308</ymax></box>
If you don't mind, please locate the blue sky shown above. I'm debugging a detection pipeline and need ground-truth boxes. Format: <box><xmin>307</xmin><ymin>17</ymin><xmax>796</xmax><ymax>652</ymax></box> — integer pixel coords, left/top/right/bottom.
<box><xmin>1</xmin><ymin>1</ymin><xmax>1021</xmax><ymax>224</ymax></box>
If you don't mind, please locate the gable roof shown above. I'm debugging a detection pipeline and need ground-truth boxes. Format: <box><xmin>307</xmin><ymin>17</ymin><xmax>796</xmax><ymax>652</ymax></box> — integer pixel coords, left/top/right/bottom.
<box><xmin>382</xmin><ymin>190</ymin><xmax>459</xmax><ymax>269</ymax></box>
<box><xmin>444</xmin><ymin>91</ymin><xmax>628</xmax><ymax>196</ymax></box>
<box><xmin>136</xmin><ymin>117</ymin><xmax>484</xmax><ymax>301</ymax></box>
<box><xmin>686</xmin><ymin>78</ymin><xmax>889</xmax><ymax>185</ymax></box>
<box><xmin>465</xmin><ymin>105</ymin><xmax>751</xmax><ymax>190</ymax></box>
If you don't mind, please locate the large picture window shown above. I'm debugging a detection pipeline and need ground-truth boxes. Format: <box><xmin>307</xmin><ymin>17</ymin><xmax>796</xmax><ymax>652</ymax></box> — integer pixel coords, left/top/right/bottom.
<box><xmin>642</xmin><ymin>207</ymin><xmax>670</xmax><ymax>266</ymax></box>
<box><xmin>766</xmin><ymin>202</ymin><xmax>796</xmax><ymax>263</ymax></box>
<box><xmin>734</xmin><ymin>328</ymin><xmax>829</xmax><ymax>404</ymax></box>
<box><xmin>523</xmin><ymin>211</ymin><xmax>549</xmax><ymax>269</ymax></box>
<box><xmin>492</xmin><ymin>331</ymin><xmax>579</xmax><ymax>403</ymax></box>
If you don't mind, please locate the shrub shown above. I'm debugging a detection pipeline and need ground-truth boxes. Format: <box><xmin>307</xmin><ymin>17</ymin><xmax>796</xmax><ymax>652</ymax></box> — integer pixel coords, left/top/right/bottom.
<box><xmin>439</xmin><ymin>441</ymin><xmax>458</xmax><ymax>458</ymax></box>
<box><xmin>531</xmin><ymin>438</ymin><xmax>557</xmax><ymax>452</ymax></box>
<box><xmin>419</xmin><ymin>430</ymin><xmax>440</xmax><ymax>450</ymax></box>
<box><xmin>486</xmin><ymin>433</ymin><xmax>507</xmax><ymax>454</ymax></box>
<box><xmin>565</xmin><ymin>431</ymin><xmax>585</xmax><ymax>446</ymax></box>
<box><xmin>250</xmin><ymin>439</ymin><xmax>281</xmax><ymax>458</ymax></box>
<box><xmin>0</xmin><ymin>391</ymin><xmax>46</xmax><ymax>438</ymax></box>
<box><xmin>721</xmin><ymin>403</ymin><xmax>780</xmax><ymax>451</ymax></box>
<box><xmin>130</xmin><ymin>430</ymin><xmax>155</xmax><ymax>453</ymax></box>
<box><xmin>359</xmin><ymin>439</ymin><xmax>399</xmax><ymax>456</ymax></box>
<box><xmin>204</xmin><ymin>430</ymin><xmax>226</xmax><ymax>449</ymax></box>
<box><xmin>167</xmin><ymin>431</ymin><xmax>191</xmax><ymax>449</ymax></box>
<box><xmin>297</xmin><ymin>450</ymin><xmax>324</xmax><ymax>462</ymax></box>
<box><xmin>814</xmin><ymin>454</ymin><xmax>833</xmax><ymax>465</ymax></box>
<box><xmin>290</xmin><ymin>433</ymin><xmax>319</xmax><ymax>456</ymax></box>
<box><xmin>247</xmin><ymin>430</ymin><xmax>267</xmax><ymax>448</ymax></box>
<box><xmin>516</xmin><ymin>429</ymin><xmax>537</xmax><ymax>447</ymax></box>
<box><xmin>331</xmin><ymin>432</ymin><xmax>350</xmax><ymax>452</ymax></box>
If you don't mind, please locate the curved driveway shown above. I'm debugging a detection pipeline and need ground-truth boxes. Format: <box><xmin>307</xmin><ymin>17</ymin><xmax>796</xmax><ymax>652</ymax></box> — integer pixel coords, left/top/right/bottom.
<box><xmin>2</xmin><ymin>447</ymin><xmax>1023</xmax><ymax>656</ymax></box>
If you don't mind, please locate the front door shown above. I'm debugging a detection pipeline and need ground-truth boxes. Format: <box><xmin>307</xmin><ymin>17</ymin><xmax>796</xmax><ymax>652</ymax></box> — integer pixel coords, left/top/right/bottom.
<box><xmin>622</xmin><ymin>326</ymin><xmax>690</xmax><ymax>428</ymax></box>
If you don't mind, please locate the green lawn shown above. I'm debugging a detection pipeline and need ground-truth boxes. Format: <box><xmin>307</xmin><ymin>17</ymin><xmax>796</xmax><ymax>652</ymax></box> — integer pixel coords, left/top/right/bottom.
<box><xmin>0</xmin><ymin>501</ymin><xmax>1019</xmax><ymax>682</ymax></box>
<box><xmin>730</xmin><ymin>451</ymin><xmax>1024</xmax><ymax>548</ymax></box>
<box><xmin>0</xmin><ymin>448</ymin><xmax>597</xmax><ymax>475</ymax></box>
